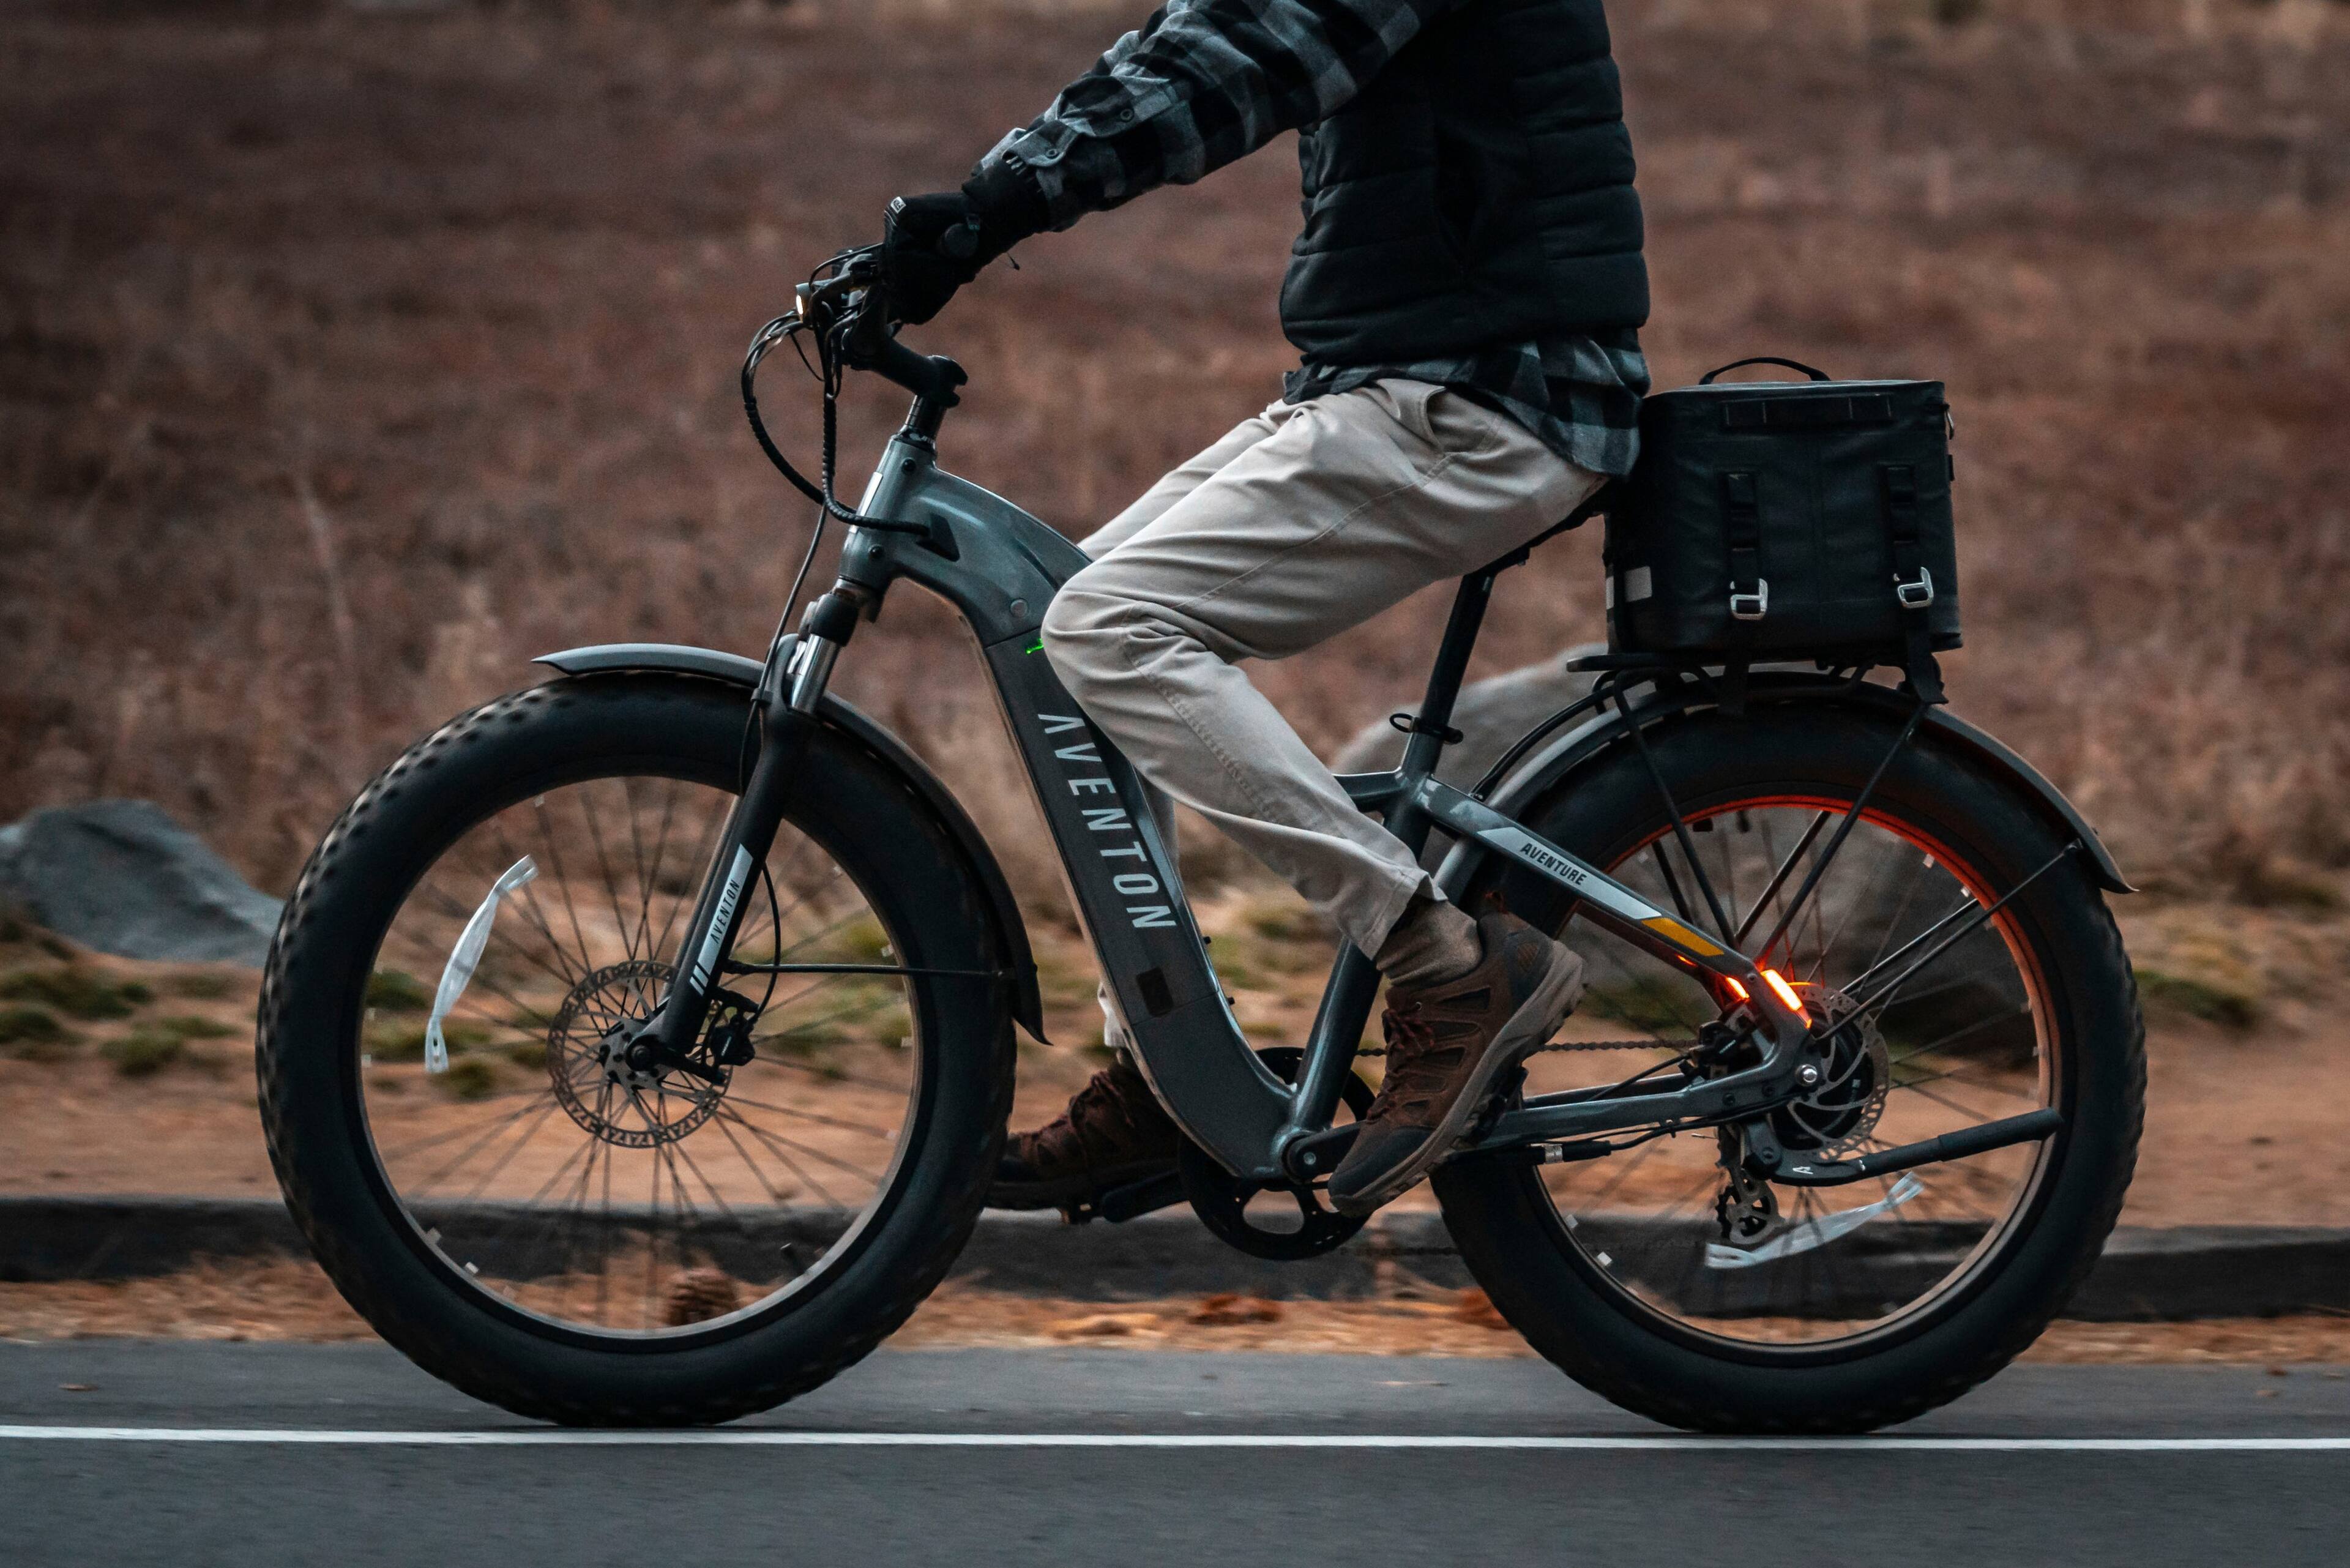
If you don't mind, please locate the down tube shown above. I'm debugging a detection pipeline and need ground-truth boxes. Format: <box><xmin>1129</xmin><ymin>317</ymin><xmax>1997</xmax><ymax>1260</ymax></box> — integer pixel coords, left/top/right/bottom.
<box><xmin>979</xmin><ymin>633</ymin><xmax>1292</xmax><ymax>1178</ymax></box>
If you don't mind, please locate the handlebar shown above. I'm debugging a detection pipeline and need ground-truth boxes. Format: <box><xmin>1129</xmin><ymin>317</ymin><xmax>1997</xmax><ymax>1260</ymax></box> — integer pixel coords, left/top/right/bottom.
<box><xmin>742</xmin><ymin>252</ymin><xmax>970</xmax><ymax>528</ymax></box>
<box><xmin>847</xmin><ymin>313</ymin><xmax>968</xmax><ymax>408</ymax></box>
<box><xmin>796</xmin><ymin>264</ymin><xmax>967</xmax><ymax>411</ymax></box>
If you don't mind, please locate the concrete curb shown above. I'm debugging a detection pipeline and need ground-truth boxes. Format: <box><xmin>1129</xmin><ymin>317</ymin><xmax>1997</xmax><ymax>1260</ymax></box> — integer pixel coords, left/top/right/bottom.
<box><xmin>2</xmin><ymin>1197</ymin><xmax>2338</xmax><ymax>1321</ymax></box>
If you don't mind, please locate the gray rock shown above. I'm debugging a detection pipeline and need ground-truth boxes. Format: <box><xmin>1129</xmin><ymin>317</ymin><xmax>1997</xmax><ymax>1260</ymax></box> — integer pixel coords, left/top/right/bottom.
<box><xmin>0</xmin><ymin>800</ymin><xmax>283</xmax><ymax>966</ymax></box>
<box><xmin>1333</xmin><ymin>641</ymin><xmax>1608</xmax><ymax>789</ymax></box>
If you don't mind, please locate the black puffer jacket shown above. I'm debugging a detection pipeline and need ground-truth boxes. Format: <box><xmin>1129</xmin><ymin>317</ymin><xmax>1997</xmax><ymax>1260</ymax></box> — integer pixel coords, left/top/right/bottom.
<box><xmin>976</xmin><ymin>0</ymin><xmax>1646</xmax><ymax>364</ymax></box>
<box><xmin>1280</xmin><ymin>0</ymin><xmax>1647</xmax><ymax>362</ymax></box>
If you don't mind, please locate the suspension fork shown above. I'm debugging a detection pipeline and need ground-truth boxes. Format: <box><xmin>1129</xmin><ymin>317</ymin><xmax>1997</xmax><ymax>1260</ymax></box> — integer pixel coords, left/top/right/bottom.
<box><xmin>631</xmin><ymin>589</ymin><xmax>862</xmax><ymax>1070</ymax></box>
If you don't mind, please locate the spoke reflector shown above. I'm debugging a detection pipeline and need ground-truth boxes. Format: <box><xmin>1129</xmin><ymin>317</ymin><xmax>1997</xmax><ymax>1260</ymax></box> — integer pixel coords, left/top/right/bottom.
<box><xmin>425</xmin><ymin>856</ymin><xmax>539</xmax><ymax>1073</ymax></box>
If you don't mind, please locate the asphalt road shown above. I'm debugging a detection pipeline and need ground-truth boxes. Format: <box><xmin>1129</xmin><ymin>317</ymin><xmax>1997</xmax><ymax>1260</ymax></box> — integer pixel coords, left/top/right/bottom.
<box><xmin>6</xmin><ymin>1342</ymin><xmax>2348</xmax><ymax>1567</ymax></box>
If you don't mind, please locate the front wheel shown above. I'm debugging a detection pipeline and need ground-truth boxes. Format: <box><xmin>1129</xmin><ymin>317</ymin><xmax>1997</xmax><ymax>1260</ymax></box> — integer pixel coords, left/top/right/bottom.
<box><xmin>258</xmin><ymin>674</ymin><xmax>1015</xmax><ymax>1424</ymax></box>
<box><xmin>1433</xmin><ymin>701</ymin><xmax>2144</xmax><ymax>1433</ymax></box>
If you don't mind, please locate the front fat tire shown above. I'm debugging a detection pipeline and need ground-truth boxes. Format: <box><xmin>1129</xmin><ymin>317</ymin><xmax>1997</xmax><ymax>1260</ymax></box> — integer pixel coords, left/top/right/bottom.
<box><xmin>1432</xmin><ymin>706</ymin><xmax>2145</xmax><ymax>1434</ymax></box>
<box><xmin>256</xmin><ymin>676</ymin><xmax>1015</xmax><ymax>1425</ymax></box>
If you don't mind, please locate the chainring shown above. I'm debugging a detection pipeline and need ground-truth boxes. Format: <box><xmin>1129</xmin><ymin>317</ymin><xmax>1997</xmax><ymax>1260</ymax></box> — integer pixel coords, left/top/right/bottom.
<box><xmin>1179</xmin><ymin>1047</ymin><xmax>1376</xmax><ymax>1262</ymax></box>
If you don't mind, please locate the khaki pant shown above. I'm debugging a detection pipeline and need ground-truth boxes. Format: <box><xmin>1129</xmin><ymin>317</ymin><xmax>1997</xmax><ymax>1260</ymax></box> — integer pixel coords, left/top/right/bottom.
<box><xmin>1042</xmin><ymin>379</ymin><xmax>1605</xmax><ymax>961</ymax></box>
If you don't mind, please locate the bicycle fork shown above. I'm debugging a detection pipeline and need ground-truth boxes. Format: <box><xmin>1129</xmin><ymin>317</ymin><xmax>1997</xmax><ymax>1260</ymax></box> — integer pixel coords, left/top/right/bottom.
<box><xmin>630</xmin><ymin>591</ymin><xmax>859</xmax><ymax>1073</ymax></box>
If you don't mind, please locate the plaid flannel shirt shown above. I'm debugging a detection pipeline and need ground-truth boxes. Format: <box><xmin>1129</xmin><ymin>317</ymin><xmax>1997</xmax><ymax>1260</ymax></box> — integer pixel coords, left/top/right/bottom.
<box><xmin>981</xmin><ymin>0</ymin><xmax>1649</xmax><ymax>476</ymax></box>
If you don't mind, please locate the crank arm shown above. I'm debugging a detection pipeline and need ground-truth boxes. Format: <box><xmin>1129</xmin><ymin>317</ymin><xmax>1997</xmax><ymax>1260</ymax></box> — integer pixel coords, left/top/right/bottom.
<box><xmin>1095</xmin><ymin>1170</ymin><xmax>1189</xmax><ymax>1223</ymax></box>
<box><xmin>1060</xmin><ymin>1170</ymin><xmax>1188</xmax><ymax>1225</ymax></box>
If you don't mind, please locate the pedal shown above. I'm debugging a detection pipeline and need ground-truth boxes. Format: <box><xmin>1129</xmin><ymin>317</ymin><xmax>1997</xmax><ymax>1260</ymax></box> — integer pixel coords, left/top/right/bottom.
<box><xmin>1469</xmin><ymin>1064</ymin><xmax>1529</xmax><ymax>1143</ymax></box>
<box><xmin>1095</xmin><ymin>1170</ymin><xmax>1187</xmax><ymax>1223</ymax></box>
<box><xmin>1056</xmin><ymin>1170</ymin><xmax>1185</xmax><ymax>1226</ymax></box>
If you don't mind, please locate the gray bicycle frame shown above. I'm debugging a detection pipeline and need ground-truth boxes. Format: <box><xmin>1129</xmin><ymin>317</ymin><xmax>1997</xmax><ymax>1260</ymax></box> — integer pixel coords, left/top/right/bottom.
<box><xmin>785</xmin><ymin>424</ymin><xmax>1819</xmax><ymax>1183</ymax></box>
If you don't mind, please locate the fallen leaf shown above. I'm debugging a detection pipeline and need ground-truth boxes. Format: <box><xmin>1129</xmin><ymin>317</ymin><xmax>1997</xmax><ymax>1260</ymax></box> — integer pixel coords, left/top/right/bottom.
<box><xmin>1046</xmin><ymin>1312</ymin><xmax>1158</xmax><ymax>1339</ymax></box>
<box><xmin>1452</xmin><ymin>1289</ymin><xmax>1510</xmax><ymax>1331</ymax></box>
<box><xmin>1188</xmin><ymin>1293</ymin><xmax>1283</xmax><ymax>1326</ymax></box>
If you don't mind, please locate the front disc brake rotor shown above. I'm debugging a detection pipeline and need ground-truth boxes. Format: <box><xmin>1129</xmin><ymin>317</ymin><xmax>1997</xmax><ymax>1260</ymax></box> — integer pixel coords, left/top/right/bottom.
<box><xmin>548</xmin><ymin>958</ymin><xmax>728</xmax><ymax>1147</ymax></box>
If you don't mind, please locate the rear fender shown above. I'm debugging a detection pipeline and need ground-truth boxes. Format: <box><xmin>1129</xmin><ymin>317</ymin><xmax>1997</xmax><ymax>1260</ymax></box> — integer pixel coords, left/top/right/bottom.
<box><xmin>1438</xmin><ymin>673</ymin><xmax>2132</xmax><ymax>899</ymax></box>
<box><xmin>532</xmin><ymin>642</ymin><xmax>1045</xmax><ymax>1040</ymax></box>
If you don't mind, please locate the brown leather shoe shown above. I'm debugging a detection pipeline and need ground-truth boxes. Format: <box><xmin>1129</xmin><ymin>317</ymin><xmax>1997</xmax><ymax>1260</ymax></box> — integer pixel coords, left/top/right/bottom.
<box><xmin>988</xmin><ymin>1051</ymin><xmax>1179</xmax><ymax>1211</ymax></box>
<box><xmin>1328</xmin><ymin>911</ymin><xmax>1585</xmax><ymax>1216</ymax></box>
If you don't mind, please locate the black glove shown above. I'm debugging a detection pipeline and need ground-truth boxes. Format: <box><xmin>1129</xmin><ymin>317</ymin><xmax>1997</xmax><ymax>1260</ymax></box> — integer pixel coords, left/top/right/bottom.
<box><xmin>881</xmin><ymin>192</ymin><xmax>982</xmax><ymax>326</ymax></box>
<box><xmin>880</xmin><ymin>163</ymin><xmax>1048</xmax><ymax>326</ymax></box>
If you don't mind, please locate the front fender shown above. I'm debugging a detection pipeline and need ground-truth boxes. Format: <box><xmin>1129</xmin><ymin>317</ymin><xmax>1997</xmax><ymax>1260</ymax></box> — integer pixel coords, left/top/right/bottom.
<box><xmin>1439</xmin><ymin>673</ymin><xmax>2132</xmax><ymax>898</ymax></box>
<box><xmin>532</xmin><ymin>642</ymin><xmax>1045</xmax><ymax>1040</ymax></box>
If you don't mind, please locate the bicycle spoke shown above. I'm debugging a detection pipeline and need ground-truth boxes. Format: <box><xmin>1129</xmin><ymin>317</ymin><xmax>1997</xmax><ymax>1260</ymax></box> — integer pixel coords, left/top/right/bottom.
<box><xmin>648</xmin><ymin>793</ymin><xmax>732</xmax><ymax>968</ymax></box>
<box><xmin>453</xmin><ymin>1099</ymin><xmax>565</xmax><ymax>1204</ymax></box>
<box><xmin>721</xmin><ymin>1092</ymin><xmax>901</xmax><ymax>1143</ymax></box>
<box><xmin>1733</xmin><ymin>810</ymin><xmax>1830</xmax><ymax>948</ymax></box>
<box><xmin>711</xmin><ymin>1105</ymin><xmax>802</xmax><ymax>1208</ymax></box>
<box><xmin>409</xmin><ymin>1097</ymin><xmax>559</xmax><ymax>1196</ymax></box>
<box><xmin>579</xmin><ymin>780</ymin><xmax>641</xmax><ymax>964</ymax></box>
<box><xmin>717</xmin><ymin>1105</ymin><xmax>847</xmax><ymax>1210</ymax></box>
<box><xmin>354</xmin><ymin>752</ymin><xmax>923</xmax><ymax>1338</ymax></box>
<box><xmin>1886</xmin><ymin>1004</ymin><xmax>2034</xmax><ymax>1069</ymax></box>
<box><xmin>1521</xmin><ymin>790</ymin><xmax>2059</xmax><ymax>1350</ymax></box>
<box><xmin>630</xmin><ymin>778</ymin><xmax>684</xmax><ymax>961</ymax></box>
<box><xmin>742</xmin><ymin>1050</ymin><xmax>912</xmax><ymax>1100</ymax></box>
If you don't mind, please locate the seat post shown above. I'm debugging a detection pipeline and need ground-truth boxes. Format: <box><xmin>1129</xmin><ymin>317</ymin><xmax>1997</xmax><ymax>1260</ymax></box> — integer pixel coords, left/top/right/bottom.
<box><xmin>1378</xmin><ymin>572</ymin><xmax>1495</xmax><ymax>864</ymax></box>
<box><xmin>1406</xmin><ymin>572</ymin><xmax>1495</xmax><ymax>769</ymax></box>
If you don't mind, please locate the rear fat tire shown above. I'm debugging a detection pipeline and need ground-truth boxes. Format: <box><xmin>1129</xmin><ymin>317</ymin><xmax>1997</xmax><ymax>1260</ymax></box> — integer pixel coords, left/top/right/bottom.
<box><xmin>1433</xmin><ymin>704</ymin><xmax>2144</xmax><ymax>1433</ymax></box>
<box><xmin>256</xmin><ymin>675</ymin><xmax>1015</xmax><ymax>1425</ymax></box>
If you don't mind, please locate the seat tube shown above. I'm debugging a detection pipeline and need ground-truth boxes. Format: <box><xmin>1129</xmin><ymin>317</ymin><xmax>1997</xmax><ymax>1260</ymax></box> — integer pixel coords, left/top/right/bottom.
<box><xmin>1278</xmin><ymin>573</ymin><xmax>1496</xmax><ymax>1162</ymax></box>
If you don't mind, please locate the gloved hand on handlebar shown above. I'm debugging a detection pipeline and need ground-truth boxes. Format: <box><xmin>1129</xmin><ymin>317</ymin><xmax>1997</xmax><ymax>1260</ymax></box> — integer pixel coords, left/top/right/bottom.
<box><xmin>881</xmin><ymin>163</ymin><xmax>1048</xmax><ymax>326</ymax></box>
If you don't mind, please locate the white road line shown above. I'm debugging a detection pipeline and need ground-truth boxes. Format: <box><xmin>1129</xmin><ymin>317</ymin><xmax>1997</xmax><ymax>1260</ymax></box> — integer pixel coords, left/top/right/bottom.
<box><xmin>2</xmin><ymin>1427</ymin><xmax>2348</xmax><ymax>1451</ymax></box>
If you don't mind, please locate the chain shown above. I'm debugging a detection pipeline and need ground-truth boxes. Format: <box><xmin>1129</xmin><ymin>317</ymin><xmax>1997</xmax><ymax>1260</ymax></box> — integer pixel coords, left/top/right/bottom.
<box><xmin>1352</xmin><ymin>1037</ymin><xmax>1694</xmax><ymax>1058</ymax></box>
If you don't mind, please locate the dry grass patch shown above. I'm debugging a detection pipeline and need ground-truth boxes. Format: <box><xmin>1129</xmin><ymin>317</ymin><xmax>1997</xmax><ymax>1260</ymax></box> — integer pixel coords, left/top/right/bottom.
<box><xmin>2</xmin><ymin>1</ymin><xmax>2347</xmax><ymax>906</ymax></box>
<box><xmin>12</xmin><ymin>1261</ymin><xmax>2350</xmax><ymax>1368</ymax></box>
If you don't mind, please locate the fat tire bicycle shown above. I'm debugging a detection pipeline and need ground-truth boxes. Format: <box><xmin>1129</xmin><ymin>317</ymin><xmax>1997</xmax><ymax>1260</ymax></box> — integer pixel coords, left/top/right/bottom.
<box><xmin>258</xmin><ymin>253</ymin><xmax>2143</xmax><ymax>1432</ymax></box>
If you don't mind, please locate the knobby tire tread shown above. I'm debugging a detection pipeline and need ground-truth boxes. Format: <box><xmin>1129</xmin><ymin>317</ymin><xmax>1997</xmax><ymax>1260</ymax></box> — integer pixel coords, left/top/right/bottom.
<box><xmin>256</xmin><ymin>678</ymin><xmax>1015</xmax><ymax>1425</ymax></box>
<box><xmin>1433</xmin><ymin>705</ymin><xmax>2146</xmax><ymax>1433</ymax></box>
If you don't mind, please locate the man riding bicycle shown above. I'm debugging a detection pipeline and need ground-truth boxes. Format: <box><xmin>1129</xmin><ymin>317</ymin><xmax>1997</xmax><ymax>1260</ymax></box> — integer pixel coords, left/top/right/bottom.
<box><xmin>876</xmin><ymin>0</ymin><xmax>1650</xmax><ymax>1217</ymax></box>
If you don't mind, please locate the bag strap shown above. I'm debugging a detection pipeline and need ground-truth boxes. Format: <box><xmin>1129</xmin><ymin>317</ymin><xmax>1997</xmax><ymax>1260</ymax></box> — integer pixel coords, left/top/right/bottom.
<box><xmin>1700</xmin><ymin>356</ymin><xmax>1832</xmax><ymax>385</ymax></box>
<box><xmin>1720</xmin><ymin>471</ymin><xmax>1764</xmax><ymax>716</ymax></box>
<box><xmin>1722</xmin><ymin>471</ymin><xmax>1766</xmax><ymax>623</ymax></box>
<box><xmin>1881</xmin><ymin>463</ymin><xmax>1947</xmax><ymax>705</ymax></box>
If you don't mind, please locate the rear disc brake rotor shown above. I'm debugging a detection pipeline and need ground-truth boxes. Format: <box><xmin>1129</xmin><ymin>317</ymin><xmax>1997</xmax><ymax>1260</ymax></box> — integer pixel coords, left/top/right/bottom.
<box><xmin>1767</xmin><ymin>987</ymin><xmax>1889</xmax><ymax>1158</ymax></box>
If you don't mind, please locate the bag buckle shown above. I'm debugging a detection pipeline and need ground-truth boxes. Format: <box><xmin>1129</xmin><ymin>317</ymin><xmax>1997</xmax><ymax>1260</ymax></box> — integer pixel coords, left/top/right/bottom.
<box><xmin>1894</xmin><ymin>569</ymin><xmax>1935</xmax><ymax>610</ymax></box>
<box><xmin>1729</xmin><ymin>580</ymin><xmax>1769</xmax><ymax>621</ymax></box>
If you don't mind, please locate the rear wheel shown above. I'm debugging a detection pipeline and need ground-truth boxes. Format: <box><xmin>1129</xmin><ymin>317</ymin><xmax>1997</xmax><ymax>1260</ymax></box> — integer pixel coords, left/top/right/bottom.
<box><xmin>258</xmin><ymin>675</ymin><xmax>1013</xmax><ymax>1424</ymax></box>
<box><xmin>1433</xmin><ymin>702</ymin><xmax>2143</xmax><ymax>1432</ymax></box>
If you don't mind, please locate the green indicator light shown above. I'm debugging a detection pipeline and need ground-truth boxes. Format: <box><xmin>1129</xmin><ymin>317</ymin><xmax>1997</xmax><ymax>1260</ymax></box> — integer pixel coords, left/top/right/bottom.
<box><xmin>1025</xmin><ymin>640</ymin><xmax>1045</xmax><ymax>654</ymax></box>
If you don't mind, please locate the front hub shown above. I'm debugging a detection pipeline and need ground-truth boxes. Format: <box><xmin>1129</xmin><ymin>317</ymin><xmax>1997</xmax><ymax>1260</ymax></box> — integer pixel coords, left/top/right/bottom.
<box><xmin>546</xmin><ymin>958</ymin><xmax>729</xmax><ymax>1148</ymax></box>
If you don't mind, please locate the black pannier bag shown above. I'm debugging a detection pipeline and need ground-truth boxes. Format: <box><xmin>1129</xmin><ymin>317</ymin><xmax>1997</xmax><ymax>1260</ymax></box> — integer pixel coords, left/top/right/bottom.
<box><xmin>1602</xmin><ymin>357</ymin><xmax>1961</xmax><ymax>703</ymax></box>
